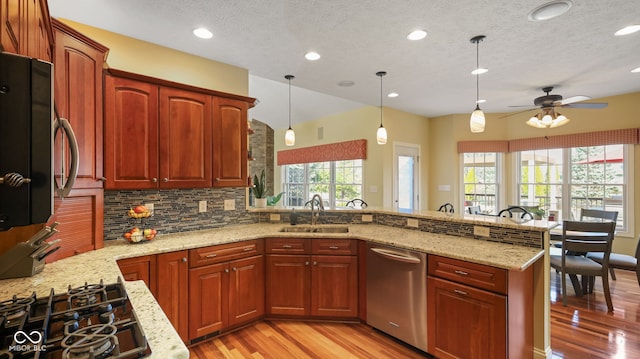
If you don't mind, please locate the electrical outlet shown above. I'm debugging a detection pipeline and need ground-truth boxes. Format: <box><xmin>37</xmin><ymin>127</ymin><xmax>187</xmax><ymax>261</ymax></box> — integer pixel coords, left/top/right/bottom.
<box><xmin>224</xmin><ymin>199</ymin><xmax>235</xmax><ymax>211</ymax></box>
<box><xmin>270</xmin><ymin>213</ymin><xmax>281</xmax><ymax>222</ymax></box>
<box><xmin>407</xmin><ymin>218</ymin><xmax>419</xmax><ymax>228</ymax></box>
<box><xmin>474</xmin><ymin>226</ymin><xmax>491</xmax><ymax>237</ymax></box>
<box><xmin>198</xmin><ymin>200</ymin><xmax>207</xmax><ymax>213</ymax></box>
<box><xmin>361</xmin><ymin>214</ymin><xmax>373</xmax><ymax>222</ymax></box>
<box><xmin>144</xmin><ymin>203</ymin><xmax>154</xmax><ymax>214</ymax></box>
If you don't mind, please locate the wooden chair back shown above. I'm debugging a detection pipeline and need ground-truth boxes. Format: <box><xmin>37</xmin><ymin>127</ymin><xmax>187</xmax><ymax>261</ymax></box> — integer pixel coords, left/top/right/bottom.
<box><xmin>498</xmin><ymin>206</ymin><xmax>534</xmax><ymax>220</ymax></box>
<box><xmin>438</xmin><ymin>203</ymin><xmax>454</xmax><ymax>213</ymax></box>
<box><xmin>561</xmin><ymin>220</ymin><xmax>615</xmax><ymax>256</ymax></box>
<box><xmin>580</xmin><ymin>208</ymin><xmax>618</xmax><ymax>223</ymax></box>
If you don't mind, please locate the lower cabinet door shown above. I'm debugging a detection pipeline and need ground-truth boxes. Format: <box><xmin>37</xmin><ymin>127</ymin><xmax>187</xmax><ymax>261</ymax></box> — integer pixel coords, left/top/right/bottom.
<box><xmin>427</xmin><ymin>276</ymin><xmax>507</xmax><ymax>359</ymax></box>
<box><xmin>156</xmin><ymin>251</ymin><xmax>189</xmax><ymax>342</ymax></box>
<box><xmin>228</xmin><ymin>255</ymin><xmax>265</xmax><ymax>327</ymax></box>
<box><xmin>311</xmin><ymin>255</ymin><xmax>358</xmax><ymax>318</ymax></box>
<box><xmin>189</xmin><ymin>262</ymin><xmax>229</xmax><ymax>340</ymax></box>
<box><xmin>266</xmin><ymin>255</ymin><xmax>310</xmax><ymax>316</ymax></box>
<box><xmin>117</xmin><ymin>255</ymin><xmax>157</xmax><ymax>295</ymax></box>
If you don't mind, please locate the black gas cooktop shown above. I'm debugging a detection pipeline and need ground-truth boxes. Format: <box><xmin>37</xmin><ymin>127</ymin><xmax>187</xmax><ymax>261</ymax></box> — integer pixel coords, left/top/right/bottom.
<box><xmin>0</xmin><ymin>278</ymin><xmax>150</xmax><ymax>359</ymax></box>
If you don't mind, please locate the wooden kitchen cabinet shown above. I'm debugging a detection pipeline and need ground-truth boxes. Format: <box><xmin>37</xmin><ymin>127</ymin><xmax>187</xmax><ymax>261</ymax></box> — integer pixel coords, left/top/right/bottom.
<box><xmin>53</xmin><ymin>19</ymin><xmax>108</xmax><ymax>189</ymax></box>
<box><xmin>188</xmin><ymin>240</ymin><xmax>264</xmax><ymax>341</ymax></box>
<box><xmin>0</xmin><ymin>0</ymin><xmax>53</xmax><ymax>61</ymax></box>
<box><xmin>117</xmin><ymin>255</ymin><xmax>157</xmax><ymax>295</ymax></box>
<box><xmin>212</xmin><ymin>97</ymin><xmax>248</xmax><ymax>187</ymax></box>
<box><xmin>104</xmin><ymin>73</ymin><xmax>212</xmax><ymax>189</ymax></box>
<box><xmin>427</xmin><ymin>255</ymin><xmax>532</xmax><ymax>359</ymax></box>
<box><xmin>266</xmin><ymin>238</ymin><xmax>358</xmax><ymax>318</ymax></box>
<box><xmin>156</xmin><ymin>250</ymin><xmax>189</xmax><ymax>343</ymax></box>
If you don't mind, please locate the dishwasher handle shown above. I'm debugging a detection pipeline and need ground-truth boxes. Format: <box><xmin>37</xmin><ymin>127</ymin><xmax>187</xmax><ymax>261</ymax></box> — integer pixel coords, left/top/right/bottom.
<box><xmin>370</xmin><ymin>247</ymin><xmax>422</xmax><ymax>264</ymax></box>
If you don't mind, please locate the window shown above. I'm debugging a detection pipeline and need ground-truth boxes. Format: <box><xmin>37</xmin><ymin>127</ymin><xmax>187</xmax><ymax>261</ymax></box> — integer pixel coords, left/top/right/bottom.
<box><xmin>462</xmin><ymin>152</ymin><xmax>500</xmax><ymax>214</ymax></box>
<box><xmin>282</xmin><ymin>160</ymin><xmax>363</xmax><ymax>209</ymax></box>
<box><xmin>517</xmin><ymin>144</ymin><xmax>631</xmax><ymax>233</ymax></box>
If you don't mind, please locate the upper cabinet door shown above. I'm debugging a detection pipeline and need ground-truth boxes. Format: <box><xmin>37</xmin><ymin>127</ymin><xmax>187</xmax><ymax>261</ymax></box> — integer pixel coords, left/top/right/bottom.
<box><xmin>1</xmin><ymin>0</ymin><xmax>22</xmax><ymax>54</ymax></box>
<box><xmin>159</xmin><ymin>87</ymin><xmax>212</xmax><ymax>188</ymax></box>
<box><xmin>104</xmin><ymin>75</ymin><xmax>159</xmax><ymax>189</ymax></box>
<box><xmin>53</xmin><ymin>20</ymin><xmax>108</xmax><ymax>189</ymax></box>
<box><xmin>212</xmin><ymin>97</ymin><xmax>248</xmax><ymax>187</ymax></box>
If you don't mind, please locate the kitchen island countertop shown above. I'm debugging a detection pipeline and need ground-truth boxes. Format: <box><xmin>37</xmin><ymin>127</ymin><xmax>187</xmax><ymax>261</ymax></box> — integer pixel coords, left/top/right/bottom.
<box><xmin>0</xmin><ymin>223</ymin><xmax>544</xmax><ymax>358</ymax></box>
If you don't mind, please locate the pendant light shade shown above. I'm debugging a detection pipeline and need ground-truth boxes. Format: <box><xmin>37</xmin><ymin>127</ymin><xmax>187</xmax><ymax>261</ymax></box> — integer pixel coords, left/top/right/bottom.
<box><xmin>376</xmin><ymin>71</ymin><xmax>387</xmax><ymax>145</ymax></box>
<box><xmin>284</xmin><ymin>74</ymin><xmax>295</xmax><ymax>146</ymax></box>
<box><xmin>469</xmin><ymin>35</ymin><xmax>486</xmax><ymax>133</ymax></box>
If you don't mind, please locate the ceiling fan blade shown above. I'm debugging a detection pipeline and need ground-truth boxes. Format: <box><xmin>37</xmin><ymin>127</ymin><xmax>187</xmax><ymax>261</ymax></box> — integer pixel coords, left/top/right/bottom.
<box><xmin>508</xmin><ymin>104</ymin><xmax>535</xmax><ymax>108</ymax></box>
<box><xmin>558</xmin><ymin>95</ymin><xmax>591</xmax><ymax>105</ymax></box>
<box><xmin>499</xmin><ymin>108</ymin><xmax>536</xmax><ymax>118</ymax></box>
<box><xmin>561</xmin><ymin>102</ymin><xmax>608</xmax><ymax>109</ymax></box>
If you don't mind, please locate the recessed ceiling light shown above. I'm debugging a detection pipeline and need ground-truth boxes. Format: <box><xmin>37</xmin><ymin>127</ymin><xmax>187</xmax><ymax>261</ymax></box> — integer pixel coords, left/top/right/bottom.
<box><xmin>406</xmin><ymin>30</ymin><xmax>427</xmax><ymax>41</ymax></box>
<box><xmin>305</xmin><ymin>51</ymin><xmax>321</xmax><ymax>61</ymax></box>
<box><xmin>631</xmin><ymin>67</ymin><xmax>640</xmax><ymax>73</ymax></box>
<box><xmin>338</xmin><ymin>80</ymin><xmax>355</xmax><ymax>87</ymax></box>
<box><xmin>387</xmin><ymin>92</ymin><xmax>399</xmax><ymax>98</ymax></box>
<box><xmin>471</xmin><ymin>68</ymin><xmax>488</xmax><ymax>75</ymax></box>
<box><xmin>615</xmin><ymin>25</ymin><xmax>640</xmax><ymax>36</ymax></box>
<box><xmin>193</xmin><ymin>27</ymin><xmax>213</xmax><ymax>39</ymax></box>
<box><xmin>528</xmin><ymin>0</ymin><xmax>572</xmax><ymax>21</ymax></box>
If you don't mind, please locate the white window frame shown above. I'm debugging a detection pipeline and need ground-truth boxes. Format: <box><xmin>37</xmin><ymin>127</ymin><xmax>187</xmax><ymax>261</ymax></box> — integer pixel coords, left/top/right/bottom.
<box><xmin>459</xmin><ymin>152</ymin><xmax>504</xmax><ymax>215</ymax></box>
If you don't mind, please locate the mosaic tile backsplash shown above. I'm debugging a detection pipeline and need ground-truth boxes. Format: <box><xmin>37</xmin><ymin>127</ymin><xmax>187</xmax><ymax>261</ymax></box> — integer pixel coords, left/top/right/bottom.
<box><xmin>104</xmin><ymin>188</ymin><xmax>257</xmax><ymax>240</ymax></box>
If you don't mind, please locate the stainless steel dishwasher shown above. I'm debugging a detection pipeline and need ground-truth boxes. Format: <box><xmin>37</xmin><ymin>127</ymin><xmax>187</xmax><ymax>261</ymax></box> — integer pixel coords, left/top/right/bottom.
<box><xmin>366</xmin><ymin>242</ymin><xmax>427</xmax><ymax>352</ymax></box>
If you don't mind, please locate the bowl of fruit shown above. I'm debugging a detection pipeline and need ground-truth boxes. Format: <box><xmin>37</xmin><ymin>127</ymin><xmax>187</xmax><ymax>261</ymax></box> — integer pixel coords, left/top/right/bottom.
<box><xmin>127</xmin><ymin>205</ymin><xmax>152</xmax><ymax>219</ymax></box>
<box><xmin>123</xmin><ymin>227</ymin><xmax>157</xmax><ymax>243</ymax></box>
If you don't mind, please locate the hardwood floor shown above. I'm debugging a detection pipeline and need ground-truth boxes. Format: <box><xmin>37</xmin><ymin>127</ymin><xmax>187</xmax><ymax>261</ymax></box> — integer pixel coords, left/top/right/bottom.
<box><xmin>190</xmin><ymin>270</ymin><xmax>640</xmax><ymax>358</ymax></box>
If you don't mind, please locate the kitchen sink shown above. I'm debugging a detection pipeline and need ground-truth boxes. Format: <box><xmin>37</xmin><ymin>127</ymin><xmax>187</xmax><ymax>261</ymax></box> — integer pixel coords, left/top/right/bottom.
<box><xmin>279</xmin><ymin>226</ymin><xmax>349</xmax><ymax>233</ymax></box>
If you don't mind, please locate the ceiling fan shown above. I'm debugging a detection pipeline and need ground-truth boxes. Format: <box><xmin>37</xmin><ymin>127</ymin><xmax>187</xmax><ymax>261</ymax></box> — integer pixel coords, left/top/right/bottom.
<box><xmin>508</xmin><ymin>86</ymin><xmax>608</xmax><ymax>128</ymax></box>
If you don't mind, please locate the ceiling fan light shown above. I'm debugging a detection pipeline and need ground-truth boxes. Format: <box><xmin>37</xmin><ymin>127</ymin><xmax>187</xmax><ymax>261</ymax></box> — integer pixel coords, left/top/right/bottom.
<box><xmin>376</xmin><ymin>125</ymin><xmax>388</xmax><ymax>145</ymax></box>
<box><xmin>470</xmin><ymin>107</ymin><xmax>486</xmax><ymax>133</ymax></box>
<box><xmin>541</xmin><ymin>114</ymin><xmax>553</xmax><ymax>125</ymax></box>
<box><xmin>550</xmin><ymin>114</ymin><xmax>570</xmax><ymax>128</ymax></box>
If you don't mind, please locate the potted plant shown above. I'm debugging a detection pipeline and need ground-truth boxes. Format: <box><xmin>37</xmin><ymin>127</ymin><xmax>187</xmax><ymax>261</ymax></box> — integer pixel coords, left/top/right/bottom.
<box><xmin>532</xmin><ymin>208</ymin><xmax>546</xmax><ymax>220</ymax></box>
<box><xmin>252</xmin><ymin>169</ymin><xmax>268</xmax><ymax>207</ymax></box>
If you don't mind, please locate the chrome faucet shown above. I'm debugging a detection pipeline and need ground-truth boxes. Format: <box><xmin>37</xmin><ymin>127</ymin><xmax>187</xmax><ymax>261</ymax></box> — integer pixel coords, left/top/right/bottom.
<box><xmin>310</xmin><ymin>194</ymin><xmax>324</xmax><ymax>226</ymax></box>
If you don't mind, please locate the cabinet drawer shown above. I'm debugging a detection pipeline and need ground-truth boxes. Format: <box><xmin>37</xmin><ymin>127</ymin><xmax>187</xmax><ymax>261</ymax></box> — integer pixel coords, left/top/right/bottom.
<box><xmin>311</xmin><ymin>239</ymin><xmax>357</xmax><ymax>255</ymax></box>
<box><xmin>266</xmin><ymin>238</ymin><xmax>310</xmax><ymax>254</ymax></box>
<box><xmin>189</xmin><ymin>239</ymin><xmax>263</xmax><ymax>268</ymax></box>
<box><xmin>428</xmin><ymin>255</ymin><xmax>507</xmax><ymax>294</ymax></box>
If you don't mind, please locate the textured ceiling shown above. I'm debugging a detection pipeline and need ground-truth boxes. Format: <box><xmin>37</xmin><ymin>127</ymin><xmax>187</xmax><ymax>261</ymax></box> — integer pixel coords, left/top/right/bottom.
<box><xmin>48</xmin><ymin>0</ymin><xmax>640</xmax><ymax>130</ymax></box>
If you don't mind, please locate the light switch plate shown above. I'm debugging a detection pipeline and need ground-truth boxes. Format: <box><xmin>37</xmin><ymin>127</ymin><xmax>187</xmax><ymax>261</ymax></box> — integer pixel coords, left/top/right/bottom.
<box><xmin>361</xmin><ymin>214</ymin><xmax>373</xmax><ymax>222</ymax></box>
<box><xmin>224</xmin><ymin>199</ymin><xmax>235</xmax><ymax>211</ymax></box>
<box><xmin>474</xmin><ymin>226</ymin><xmax>490</xmax><ymax>237</ymax></box>
<box><xmin>270</xmin><ymin>213</ymin><xmax>281</xmax><ymax>222</ymax></box>
<box><xmin>144</xmin><ymin>203</ymin><xmax>154</xmax><ymax>214</ymax></box>
<box><xmin>407</xmin><ymin>218</ymin><xmax>419</xmax><ymax>228</ymax></box>
<box><xmin>198</xmin><ymin>200</ymin><xmax>207</xmax><ymax>213</ymax></box>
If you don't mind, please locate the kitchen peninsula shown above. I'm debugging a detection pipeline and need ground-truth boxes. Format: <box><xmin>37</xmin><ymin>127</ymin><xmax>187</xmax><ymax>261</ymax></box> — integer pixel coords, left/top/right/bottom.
<box><xmin>0</xmin><ymin>210</ymin><xmax>550</xmax><ymax>358</ymax></box>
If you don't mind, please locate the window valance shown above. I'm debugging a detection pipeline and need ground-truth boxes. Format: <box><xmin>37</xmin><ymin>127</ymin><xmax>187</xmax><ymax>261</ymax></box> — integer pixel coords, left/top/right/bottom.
<box><xmin>458</xmin><ymin>128</ymin><xmax>639</xmax><ymax>153</ymax></box>
<box><xmin>277</xmin><ymin>139</ymin><xmax>367</xmax><ymax>165</ymax></box>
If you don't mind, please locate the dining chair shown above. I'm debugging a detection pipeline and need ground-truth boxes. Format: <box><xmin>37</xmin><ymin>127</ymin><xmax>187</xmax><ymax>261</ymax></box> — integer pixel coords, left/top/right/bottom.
<box><xmin>497</xmin><ymin>206</ymin><xmax>534</xmax><ymax>220</ymax></box>
<box><xmin>467</xmin><ymin>205</ymin><xmax>481</xmax><ymax>214</ymax></box>
<box><xmin>549</xmin><ymin>220</ymin><xmax>616</xmax><ymax>311</ymax></box>
<box><xmin>580</xmin><ymin>208</ymin><xmax>618</xmax><ymax>223</ymax></box>
<box><xmin>438</xmin><ymin>203</ymin><xmax>454</xmax><ymax>213</ymax></box>
<box><xmin>587</xmin><ymin>235</ymin><xmax>640</xmax><ymax>286</ymax></box>
<box><xmin>346</xmin><ymin>198</ymin><xmax>368</xmax><ymax>209</ymax></box>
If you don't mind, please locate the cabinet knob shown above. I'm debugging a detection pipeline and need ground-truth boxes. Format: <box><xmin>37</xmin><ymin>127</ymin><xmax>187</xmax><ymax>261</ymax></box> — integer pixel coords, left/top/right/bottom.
<box><xmin>225</xmin><ymin>268</ymin><xmax>229</xmax><ymax>273</ymax></box>
<box><xmin>181</xmin><ymin>257</ymin><xmax>187</xmax><ymax>263</ymax></box>
<box><xmin>305</xmin><ymin>261</ymin><xmax>309</xmax><ymax>266</ymax></box>
<box><xmin>232</xmin><ymin>267</ymin><xmax>237</xmax><ymax>271</ymax></box>
<box><xmin>313</xmin><ymin>261</ymin><xmax>317</xmax><ymax>266</ymax></box>
<box><xmin>215</xmin><ymin>177</ymin><xmax>220</xmax><ymax>182</ymax></box>
<box><xmin>98</xmin><ymin>177</ymin><xmax>107</xmax><ymax>182</ymax></box>
<box><xmin>152</xmin><ymin>178</ymin><xmax>158</xmax><ymax>183</ymax></box>
<box><xmin>163</xmin><ymin>178</ymin><xmax>169</xmax><ymax>182</ymax></box>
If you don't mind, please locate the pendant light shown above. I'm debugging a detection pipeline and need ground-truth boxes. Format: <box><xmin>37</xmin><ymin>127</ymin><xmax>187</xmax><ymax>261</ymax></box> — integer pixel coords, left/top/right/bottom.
<box><xmin>469</xmin><ymin>35</ymin><xmax>486</xmax><ymax>133</ymax></box>
<box><xmin>284</xmin><ymin>75</ymin><xmax>295</xmax><ymax>146</ymax></box>
<box><xmin>376</xmin><ymin>71</ymin><xmax>387</xmax><ymax>145</ymax></box>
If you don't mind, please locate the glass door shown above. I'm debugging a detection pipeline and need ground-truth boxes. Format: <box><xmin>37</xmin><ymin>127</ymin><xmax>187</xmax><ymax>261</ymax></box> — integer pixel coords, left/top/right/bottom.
<box><xmin>393</xmin><ymin>144</ymin><xmax>420</xmax><ymax>212</ymax></box>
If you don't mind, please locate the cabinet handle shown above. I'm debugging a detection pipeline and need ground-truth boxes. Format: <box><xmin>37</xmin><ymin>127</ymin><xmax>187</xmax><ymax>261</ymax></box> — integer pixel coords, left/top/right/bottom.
<box><xmin>283</xmin><ymin>245</ymin><xmax>292</xmax><ymax>249</ymax></box>
<box><xmin>232</xmin><ymin>267</ymin><xmax>237</xmax><ymax>271</ymax></box>
<box><xmin>98</xmin><ymin>177</ymin><xmax>107</xmax><ymax>182</ymax></box>
<box><xmin>305</xmin><ymin>261</ymin><xmax>309</xmax><ymax>266</ymax></box>
<box><xmin>215</xmin><ymin>177</ymin><xmax>221</xmax><ymax>182</ymax></box>
<box><xmin>181</xmin><ymin>257</ymin><xmax>187</xmax><ymax>263</ymax></box>
<box><xmin>225</xmin><ymin>268</ymin><xmax>229</xmax><ymax>273</ymax></box>
<box><xmin>313</xmin><ymin>261</ymin><xmax>317</xmax><ymax>266</ymax></box>
<box><xmin>243</xmin><ymin>247</ymin><xmax>254</xmax><ymax>252</ymax></box>
<box><xmin>152</xmin><ymin>178</ymin><xmax>158</xmax><ymax>183</ymax></box>
<box><xmin>454</xmin><ymin>270</ymin><xmax>469</xmax><ymax>276</ymax></box>
<box><xmin>329</xmin><ymin>246</ymin><xmax>339</xmax><ymax>250</ymax></box>
<box><xmin>163</xmin><ymin>178</ymin><xmax>169</xmax><ymax>182</ymax></box>
<box><xmin>454</xmin><ymin>289</ymin><xmax>468</xmax><ymax>296</ymax></box>
<box><xmin>206</xmin><ymin>253</ymin><xmax>217</xmax><ymax>258</ymax></box>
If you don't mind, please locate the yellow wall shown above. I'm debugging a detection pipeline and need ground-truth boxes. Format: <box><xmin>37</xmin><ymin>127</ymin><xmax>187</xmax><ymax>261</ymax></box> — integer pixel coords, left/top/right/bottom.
<box><xmin>273</xmin><ymin>106</ymin><xmax>429</xmax><ymax>209</ymax></box>
<box><xmin>58</xmin><ymin>19</ymin><xmax>248</xmax><ymax>96</ymax></box>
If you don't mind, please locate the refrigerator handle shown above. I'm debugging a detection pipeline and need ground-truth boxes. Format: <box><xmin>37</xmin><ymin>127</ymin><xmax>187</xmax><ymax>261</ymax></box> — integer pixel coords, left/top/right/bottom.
<box><xmin>53</xmin><ymin>114</ymin><xmax>78</xmax><ymax>199</ymax></box>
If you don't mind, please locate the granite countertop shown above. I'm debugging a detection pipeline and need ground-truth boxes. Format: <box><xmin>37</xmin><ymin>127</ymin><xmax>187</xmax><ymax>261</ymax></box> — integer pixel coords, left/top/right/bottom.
<box><xmin>0</xmin><ymin>223</ymin><xmax>544</xmax><ymax>358</ymax></box>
